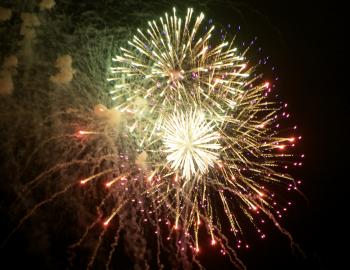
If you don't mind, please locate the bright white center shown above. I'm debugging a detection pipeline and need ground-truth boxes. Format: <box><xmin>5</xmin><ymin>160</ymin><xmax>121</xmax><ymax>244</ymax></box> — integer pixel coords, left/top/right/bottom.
<box><xmin>162</xmin><ymin>110</ymin><xmax>221</xmax><ymax>180</ymax></box>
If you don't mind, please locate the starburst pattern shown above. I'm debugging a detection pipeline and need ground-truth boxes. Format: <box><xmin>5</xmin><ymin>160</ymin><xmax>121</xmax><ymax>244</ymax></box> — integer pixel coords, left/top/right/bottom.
<box><xmin>107</xmin><ymin>8</ymin><xmax>303</xmax><ymax>258</ymax></box>
<box><xmin>109</xmin><ymin>7</ymin><xmax>248</xmax><ymax>120</ymax></box>
<box><xmin>2</xmin><ymin>6</ymin><xmax>304</xmax><ymax>270</ymax></box>
<box><xmin>162</xmin><ymin>109</ymin><xmax>221</xmax><ymax>180</ymax></box>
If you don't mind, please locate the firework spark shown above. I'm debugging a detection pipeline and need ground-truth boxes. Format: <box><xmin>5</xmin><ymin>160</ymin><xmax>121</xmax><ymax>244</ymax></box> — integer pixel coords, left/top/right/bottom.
<box><xmin>2</xmin><ymin>6</ymin><xmax>303</xmax><ymax>270</ymax></box>
<box><xmin>162</xmin><ymin>109</ymin><xmax>221</xmax><ymax>180</ymax></box>
<box><xmin>106</xmin><ymin>8</ymin><xmax>304</xmax><ymax>265</ymax></box>
<box><xmin>109</xmin><ymin>7</ymin><xmax>248</xmax><ymax>120</ymax></box>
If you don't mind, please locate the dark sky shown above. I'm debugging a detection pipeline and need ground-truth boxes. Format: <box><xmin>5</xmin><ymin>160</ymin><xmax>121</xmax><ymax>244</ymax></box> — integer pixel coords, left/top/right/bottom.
<box><xmin>201</xmin><ymin>1</ymin><xmax>346</xmax><ymax>268</ymax></box>
<box><xmin>0</xmin><ymin>0</ymin><xmax>345</xmax><ymax>269</ymax></box>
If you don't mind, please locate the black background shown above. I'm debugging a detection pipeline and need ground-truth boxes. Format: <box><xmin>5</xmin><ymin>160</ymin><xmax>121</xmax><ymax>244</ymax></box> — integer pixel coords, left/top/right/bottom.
<box><xmin>0</xmin><ymin>0</ymin><xmax>345</xmax><ymax>269</ymax></box>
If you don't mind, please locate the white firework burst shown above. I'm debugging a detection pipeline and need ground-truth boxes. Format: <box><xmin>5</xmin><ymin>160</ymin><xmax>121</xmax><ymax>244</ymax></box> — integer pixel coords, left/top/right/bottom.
<box><xmin>109</xmin><ymin>7</ymin><xmax>248</xmax><ymax>119</ymax></box>
<box><xmin>162</xmin><ymin>109</ymin><xmax>221</xmax><ymax>180</ymax></box>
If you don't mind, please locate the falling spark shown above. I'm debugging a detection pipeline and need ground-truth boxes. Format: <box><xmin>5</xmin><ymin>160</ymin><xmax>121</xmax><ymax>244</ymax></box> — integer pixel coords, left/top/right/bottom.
<box><xmin>3</xmin><ymin>7</ymin><xmax>304</xmax><ymax>270</ymax></box>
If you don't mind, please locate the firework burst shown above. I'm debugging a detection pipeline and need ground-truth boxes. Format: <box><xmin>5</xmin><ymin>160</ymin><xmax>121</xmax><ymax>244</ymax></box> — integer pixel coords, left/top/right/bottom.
<box><xmin>109</xmin><ymin>8</ymin><xmax>248</xmax><ymax>119</ymax></box>
<box><xmin>106</xmin><ymin>7</ymin><xmax>303</xmax><ymax>265</ymax></box>
<box><xmin>162</xmin><ymin>109</ymin><xmax>221</xmax><ymax>180</ymax></box>
<box><xmin>1</xmin><ymin>5</ymin><xmax>304</xmax><ymax>270</ymax></box>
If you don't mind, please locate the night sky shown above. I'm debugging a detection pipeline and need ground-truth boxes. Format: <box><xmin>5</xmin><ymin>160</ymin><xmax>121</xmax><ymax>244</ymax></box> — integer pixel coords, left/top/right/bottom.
<box><xmin>0</xmin><ymin>0</ymin><xmax>345</xmax><ymax>269</ymax></box>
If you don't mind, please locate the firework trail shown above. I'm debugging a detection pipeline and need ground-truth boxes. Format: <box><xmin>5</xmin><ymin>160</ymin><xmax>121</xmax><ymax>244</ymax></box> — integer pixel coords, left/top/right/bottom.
<box><xmin>108</xmin><ymin>7</ymin><xmax>303</xmax><ymax>258</ymax></box>
<box><xmin>0</xmin><ymin>3</ymin><xmax>304</xmax><ymax>269</ymax></box>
